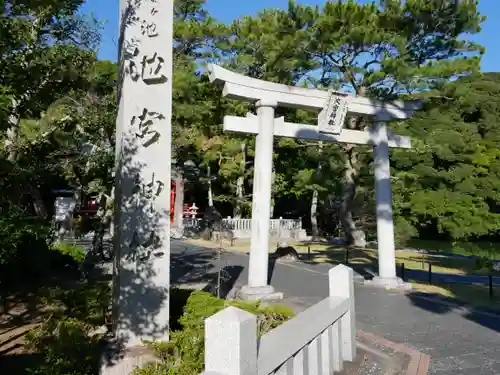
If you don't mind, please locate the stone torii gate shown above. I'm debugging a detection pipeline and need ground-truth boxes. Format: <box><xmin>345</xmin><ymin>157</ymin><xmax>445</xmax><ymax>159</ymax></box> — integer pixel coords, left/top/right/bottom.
<box><xmin>209</xmin><ymin>64</ymin><xmax>422</xmax><ymax>300</ymax></box>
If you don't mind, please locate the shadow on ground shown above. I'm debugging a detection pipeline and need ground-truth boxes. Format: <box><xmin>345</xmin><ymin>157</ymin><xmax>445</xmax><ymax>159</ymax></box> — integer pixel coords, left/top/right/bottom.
<box><xmin>0</xmin><ymin>268</ymin><xmax>109</xmax><ymax>374</ymax></box>
<box><xmin>405</xmin><ymin>291</ymin><xmax>500</xmax><ymax>333</ymax></box>
<box><xmin>296</xmin><ymin>244</ymin><xmax>500</xmax><ymax>311</ymax></box>
<box><xmin>170</xmin><ymin>244</ymin><xmax>244</xmax><ymax>299</ymax></box>
<box><xmin>298</xmin><ymin>243</ymin><xmax>499</xmax><ymax>276</ymax></box>
<box><xmin>0</xmin><ymin>353</ymin><xmax>43</xmax><ymax>375</ymax></box>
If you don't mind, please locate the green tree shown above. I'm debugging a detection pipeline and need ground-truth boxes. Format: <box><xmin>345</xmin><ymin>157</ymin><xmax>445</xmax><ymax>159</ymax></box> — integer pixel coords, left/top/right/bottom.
<box><xmin>170</xmin><ymin>0</ymin><xmax>233</xmax><ymax>224</ymax></box>
<box><xmin>0</xmin><ymin>0</ymin><xmax>100</xmax><ymax>161</ymax></box>
<box><xmin>392</xmin><ymin>73</ymin><xmax>500</xmax><ymax>243</ymax></box>
<box><xmin>292</xmin><ymin>0</ymin><xmax>485</xmax><ymax>243</ymax></box>
<box><xmin>219</xmin><ymin>6</ymin><xmax>324</xmax><ymax>221</ymax></box>
<box><xmin>0</xmin><ymin>0</ymin><xmax>101</xmax><ymax>227</ymax></box>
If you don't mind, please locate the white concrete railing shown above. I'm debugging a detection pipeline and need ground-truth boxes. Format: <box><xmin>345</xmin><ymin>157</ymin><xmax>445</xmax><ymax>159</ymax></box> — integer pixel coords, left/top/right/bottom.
<box><xmin>182</xmin><ymin>217</ymin><xmax>303</xmax><ymax>239</ymax></box>
<box><xmin>200</xmin><ymin>264</ymin><xmax>356</xmax><ymax>375</ymax></box>
<box><xmin>223</xmin><ymin>217</ymin><xmax>302</xmax><ymax>231</ymax></box>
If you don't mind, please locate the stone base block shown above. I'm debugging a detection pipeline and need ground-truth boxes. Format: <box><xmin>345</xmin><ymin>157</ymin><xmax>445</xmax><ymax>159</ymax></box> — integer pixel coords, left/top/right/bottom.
<box><xmin>237</xmin><ymin>284</ymin><xmax>284</xmax><ymax>301</ymax></box>
<box><xmin>170</xmin><ymin>227</ymin><xmax>184</xmax><ymax>239</ymax></box>
<box><xmin>295</xmin><ymin>229</ymin><xmax>309</xmax><ymax>241</ymax></box>
<box><xmin>365</xmin><ymin>276</ymin><xmax>412</xmax><ymax>291</ymax></box>
<box><xmin>100</xmin><ymin>345</ymin><xmax>158</xmax><ymax>375</ymax></box>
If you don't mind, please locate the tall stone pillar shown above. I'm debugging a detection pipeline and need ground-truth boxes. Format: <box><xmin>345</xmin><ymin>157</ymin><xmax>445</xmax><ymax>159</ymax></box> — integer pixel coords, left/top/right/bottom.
<box><xmin>369</xmin><ymin>121</ymin><xmax>409</xmax><ymax>290</ymax></box>
<box><xmin>104</xmin><ymin>0</ymin><xmax>173</xmax><ymax>372</ymax></box>
<box><xmin>239</xmin><ymin>99</ymin><xmax>282</xmax><ymax>301</ymax></box>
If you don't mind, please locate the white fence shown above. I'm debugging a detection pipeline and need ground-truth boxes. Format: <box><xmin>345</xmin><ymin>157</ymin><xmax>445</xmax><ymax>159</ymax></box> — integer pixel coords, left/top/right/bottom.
<box><xmin>183</xmin><ymin>217</ymin><xmax>305</xmax><ymax>240</ymax></box>
<box><xmin>200</xmin><ymin>264</ymin><xmax>356</xmax><ymax>375</ymax></box>
<box><xmin>224</xmin><ymin>218</ymin><xmax>302</xmax><ymax>231</ymax></box>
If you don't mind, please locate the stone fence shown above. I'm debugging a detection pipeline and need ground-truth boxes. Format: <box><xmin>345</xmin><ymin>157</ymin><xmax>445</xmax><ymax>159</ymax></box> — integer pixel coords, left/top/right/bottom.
<box><xmin>182</xmin><ymin>217</ymin><xmax>308</xmax><ymax>240</ymax></box>
<box><xmin>199</xmin><ymin>264</ymin><xmax>356</xmax><ymax>375</ymax></box>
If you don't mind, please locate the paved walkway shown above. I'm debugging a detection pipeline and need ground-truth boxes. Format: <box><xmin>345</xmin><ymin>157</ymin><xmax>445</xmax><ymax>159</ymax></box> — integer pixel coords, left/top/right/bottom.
<box><xmin>172</xmin><ymin>240</ymin><xmax>500</xmax><ymax>375</ymax></box>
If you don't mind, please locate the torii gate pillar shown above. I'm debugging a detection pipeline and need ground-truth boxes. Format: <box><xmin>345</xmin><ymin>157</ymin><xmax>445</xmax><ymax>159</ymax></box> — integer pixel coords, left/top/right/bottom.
<box><xmin>239</xmin><ymin>99</ymin><xmax>283</xmax><ymax>300</ymax></box>
<box><xmin>371</xmin><ymin>121</ymin><xmax>399</xmax><ymax>284</ymax></box>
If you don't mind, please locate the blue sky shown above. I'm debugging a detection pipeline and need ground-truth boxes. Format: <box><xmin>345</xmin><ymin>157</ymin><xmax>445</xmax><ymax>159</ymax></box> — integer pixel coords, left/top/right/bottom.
<box><xmin>81</xmin><ymin>0</ymin><xmax>499</xmax><ymax>72</ymax></box>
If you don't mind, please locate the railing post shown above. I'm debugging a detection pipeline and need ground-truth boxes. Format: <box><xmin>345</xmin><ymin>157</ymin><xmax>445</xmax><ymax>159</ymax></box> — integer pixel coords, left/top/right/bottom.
<box><xmin>328</xmin><ymin>264</ymin><xmax>356</xmax><ymax>361</ymax></box>
<box><xmin>205</xmin><ymin>306</ymin><xmax>258</xmax><ymax>375</ymax></box>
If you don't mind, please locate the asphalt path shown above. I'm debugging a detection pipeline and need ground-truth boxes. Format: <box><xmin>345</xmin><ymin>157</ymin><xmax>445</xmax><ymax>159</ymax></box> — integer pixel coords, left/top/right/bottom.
<box><xmin>171</xmin><ymin>240</ymin><xmax>500</xmax><ymax>375</ymax></box>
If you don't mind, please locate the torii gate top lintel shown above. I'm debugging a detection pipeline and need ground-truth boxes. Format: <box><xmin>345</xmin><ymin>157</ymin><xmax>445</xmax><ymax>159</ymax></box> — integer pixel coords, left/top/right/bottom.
<box><xmin>208</xmin><ymin>64</ymin><xmax>422</xmax><ymax>121</ymax></box>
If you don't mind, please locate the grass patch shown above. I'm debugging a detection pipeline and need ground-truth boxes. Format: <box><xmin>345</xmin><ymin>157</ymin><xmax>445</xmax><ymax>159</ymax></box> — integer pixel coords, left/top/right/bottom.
<box><xmin>293</xmin><ymin>243</ymin><xmax>500</xmax><ymax>276</ymax></box>
<box><xmin>405</xmin><ymin>239</ymin><xmax>500</xmax><ymax>259</ymax></box>
<box><xmin>186</xmin><ymin>238</ymin><xmax>500</xmax><ymax>276</ymax></box>
<box><xmin>408</xmin><ymin>280</ymin><xmax>500</xmax><ymax>311</ymax></box>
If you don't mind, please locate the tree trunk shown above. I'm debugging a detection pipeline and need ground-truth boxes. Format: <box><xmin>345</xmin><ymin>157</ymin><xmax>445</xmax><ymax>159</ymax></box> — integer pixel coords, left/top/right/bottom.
<box><xmin>174</xmin><ymin>171</ymin><xmax>185</xmax><ymax>228</ymax></box>
<box><xmin>28</xmin><ymin>185</ymin><xmax>47</xmax><ymax>219</ymax></box>
<box><xmin>339</xmin><ymin>116</ymin><xmax>366</xmax><ymax>247</ymax></box>
<box><xmin>234</xmin><ymin>142</ymin><xmax>246</xmax><ymax>218</ymax></box>
<box><xmin>311</xmin><ymin>142</ymin><xmax>323</xmax><ymax>241</ymax></box>
<box><xmin>338</xmin><ymin>83</ymin><xmax>367</xmax><ymax>247</ymax></box>
<box><xmin>340</xmin><ymin>147</ymin><xmax>358</xmax><ymax>240</ymax></box>
<box><xmin>108</xmin><ymin>186</ymin><xmax>115</xmax><ymax>238</ymax></box>
<box><xmin>311</xmin><ymin>189</ymin><xmax>319</xmax><ymax>241</ymax></box>
<box><xmin>207</xmin><ymin>165</ymin><xmax>213</xmax><ymax>207</ymax></box>
<box><xmin>94</xmin><ymin>193</ymin><xmax>113</xmax><ymax>260</ymax></box>
<box><xmin>5</xmin><ymin>99</ymin><xmax>20</xmax><ymax>163</ymax></box>
<box><xmin>234</xmin><ymin>175</ymin><xmax>244</xmax><ymax>218</ymax></box>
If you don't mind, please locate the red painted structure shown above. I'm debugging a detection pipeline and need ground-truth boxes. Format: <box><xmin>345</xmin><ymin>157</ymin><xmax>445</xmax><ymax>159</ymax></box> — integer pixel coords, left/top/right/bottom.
<box><xmin>170</xmin><ymin>180</ymin><xmax>176</xmax><ymax>223</ymax></box>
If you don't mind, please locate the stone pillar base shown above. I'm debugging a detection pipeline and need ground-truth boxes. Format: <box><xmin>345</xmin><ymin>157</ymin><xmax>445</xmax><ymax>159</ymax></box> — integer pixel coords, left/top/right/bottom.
<box><xmin>237</xmin><ymin>284</ymin><xmax>283</xmax><ymax>301</ymax></box>
<box><xmin>170</xmin><ymin>227</ymin><xmax>184</xmax><ymax>239</ymax></box>
<box><xmin>100</xmin><ymin>345</ymin><xmax>158</xmax><ymax>375</ymax></box>
<box><xmin>365</xmin><ymin>276</ymin><xmax>412</xmax><ymax>291</ymax></box>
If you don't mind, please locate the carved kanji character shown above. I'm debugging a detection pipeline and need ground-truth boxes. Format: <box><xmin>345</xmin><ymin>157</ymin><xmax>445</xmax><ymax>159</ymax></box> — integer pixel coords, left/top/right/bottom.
<box><xmin>141</xmin><ymin>53</ymin><xmax>167</xmax><ymax>84</ymax></box>
<box><xmin>141</xmin><ymin>20</ymin><xmax>158</xmax><ymax>37</ymax></box>
<box><xmin>130</xmin><ymin>108</ymin><xmax>163</xmax><ymax>147</ymax></box>
<box><xmin>125</xmin><ymin>231</ymin><xmax>143</xmax><ymax>262</ymax></box>
<box><xmin>144</xmin><ymin>173</ymin><xmax>164</xmax><ymax>199</ymax></box>
<box><xmin>125</xmin><ymin>231</ymin><xmax>160</xmax><ymax>263</ymax></box>
<box><xmin>132</xmin><ymin>174</ymin><xmax>142</xmax><ymax>195</ymax></box>
<box><xmin>125</xmin><ymin>47</ymin><xmax>141</xmax><ymax>81</ymax></box>
<box><xmin>142</xmin><ymin>231</ymin><xmax>161</xmax><ymax>250</ymax></box>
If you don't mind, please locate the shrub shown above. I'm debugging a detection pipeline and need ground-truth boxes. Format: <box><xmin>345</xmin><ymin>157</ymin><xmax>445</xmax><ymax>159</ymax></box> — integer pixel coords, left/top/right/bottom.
<box><xmin>134</xmin><ymin>290</ymin><xmax>295</xmax><ymax>375</ymax></box>
<box><xmin>0</xmin><ymin>210</ymin><xmax>52</xmax><ymax>289</ymax></box>
<box><xmin>394</xmin><ymin>216</ymin><xmax>418</xmax><ymax>248</ymax></box>
<box><xmin>38</xmin><ymin>242</ymin><xmax>88</xmax><ymax>281</ymax></box>
<box><xmin>25</xmin><ymin>281</ymin><xmax>110</xmax><ymax>375</ymax></box>
<box><xmin>40</xmin><ymin>281</ymin><xmax>110</xmax><ymax>325</ymax></box>
<box><xmin>51</xmin><ymin>242</ymin><xmax>86</xmax><ymax>264</ymax></box>
<box><xmin>25</xmin><ymin>316</ymin><xmax>102</xmax><ymax>375</ymax></box>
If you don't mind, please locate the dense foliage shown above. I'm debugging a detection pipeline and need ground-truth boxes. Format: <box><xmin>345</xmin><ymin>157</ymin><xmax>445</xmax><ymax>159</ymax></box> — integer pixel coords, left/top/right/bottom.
<box><xmin>133</xmin><ymin>290</ymin><xmax>295</xmax><ymax>375</ymax></box>
<box><xmin>392</xmin><ymin>73</ymin><xmax>500</xmax><ymax>242</ymax></box>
